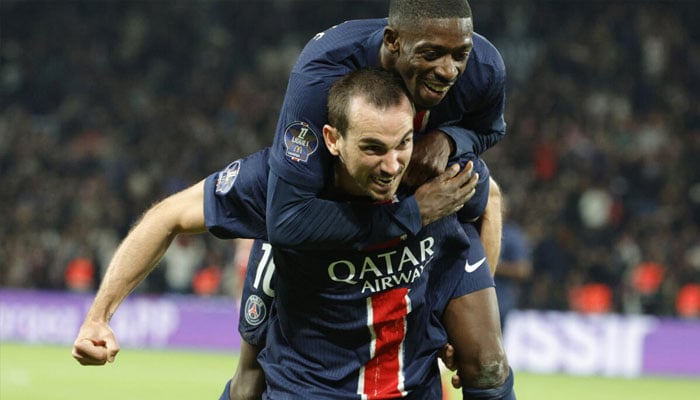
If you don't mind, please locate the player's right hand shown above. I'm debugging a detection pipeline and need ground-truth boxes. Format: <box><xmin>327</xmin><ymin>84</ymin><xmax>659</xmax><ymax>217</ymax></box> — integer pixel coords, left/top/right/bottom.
<box><xmin>71</xmin><ymin>321</ymin><xmax>120</xmax><ymax>366</ymax></box>
<box><xmin>402</xmin><ymin>130</ymin><xmax>454</xmax><ymax>188</ymax></box>
<box><xmin>414</xmin><ymin>160</ymin><xmax>478</xmax><ymax>226</ymax></box>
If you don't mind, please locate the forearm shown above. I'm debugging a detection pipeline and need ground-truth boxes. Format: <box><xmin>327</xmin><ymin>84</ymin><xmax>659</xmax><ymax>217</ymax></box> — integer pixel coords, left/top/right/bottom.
<box><xmin>85</xmin><ymin>182</ymin><xmax>207</xmax><ymax>322</ymax></box>
<box><xmin>74</xmin><ymin>182</ymin><xmax>207</xmax><ymax>367</ymax></box>
<box><xmin>85</xmin><ymin>210</ymin><xmax>177</xmax><ymax>322</ymax></box>
<box><xmin>438</xmin><ymin>115</ymin><xmax>506</xmax><ymax>157</ymax></box>
<box><xmin>266</xmin><ymin>171</ymin><xmax>421</xmax><ymax>249</ymax></box>
<box><xmin>479</xmin><ymin>178</ymin><xmax>502</xmax><ymax>276</ymax></box>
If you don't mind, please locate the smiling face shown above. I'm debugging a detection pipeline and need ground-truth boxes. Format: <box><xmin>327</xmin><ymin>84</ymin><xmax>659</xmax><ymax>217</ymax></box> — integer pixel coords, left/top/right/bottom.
<box><xmin>323</xmin><ymin>95</ymin><xmax>414</xmax><ymax>202</ymax></box>
<box><xmin>382</xmin><ymin>17</ymin><xmax>473</xmax><ymax>109</ymax></box>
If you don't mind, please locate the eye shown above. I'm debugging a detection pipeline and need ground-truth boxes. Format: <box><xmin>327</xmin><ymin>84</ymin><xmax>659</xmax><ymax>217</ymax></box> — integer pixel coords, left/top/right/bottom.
<box><xmin>362</xmin><ymin>145</ymin><xmax>384</xmax><ymax>154</ymax></box>
<box><xmin>421</xmin><ymin>50</ymin><xmax>440</xmax><ymax>61</ymax></box>
<box><xmin>397</xmin><ymin>137</ymin><xmax>412</xmax><ymax>149</ymax></box>
<box><xmin>453</xmin><ymin>51</ymin><xmax>470</xmax><ymax>62</ymax></box>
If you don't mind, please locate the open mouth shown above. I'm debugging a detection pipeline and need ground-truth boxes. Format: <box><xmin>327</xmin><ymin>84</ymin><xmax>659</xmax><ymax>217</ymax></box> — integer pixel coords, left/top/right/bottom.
<box><xmin>424</xmin><ymin>81</ymin><xmax>451</xmax><ymax>94</ymax></box>
<box><xmin>418</xmin><ymin>81</ymin><xmax>452</xmax><ymax>105</ymax></box>
<box><xmin>372</xmin><ymin>176</ymin><xmax>395</xmax><ymax>188</ymax></box>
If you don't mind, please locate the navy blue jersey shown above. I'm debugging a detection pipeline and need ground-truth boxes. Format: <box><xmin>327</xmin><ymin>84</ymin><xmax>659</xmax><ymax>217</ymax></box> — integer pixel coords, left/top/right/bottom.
<box><xmin>237</xmin><ymin>225</ymin><xmax>495</xmax><ymax>350</ymax></box>
<box><xmin>203</xmin><ymin>148</ymin><xmax>492</xmax><ymax>349</ymax></box>
<box><xmin>267</xmin><ymin>18</ymin><xmax>506</xmax><ymax>249</ymax></box>
<box><xmin>259</xmin><ymin>210</ymin><xmax>494</xmax><ymax>399</ymax></box>
<box><xmin>204</xmin><ymin>148</ymin><xmax>270</xmax><ymax>241</ymax></box>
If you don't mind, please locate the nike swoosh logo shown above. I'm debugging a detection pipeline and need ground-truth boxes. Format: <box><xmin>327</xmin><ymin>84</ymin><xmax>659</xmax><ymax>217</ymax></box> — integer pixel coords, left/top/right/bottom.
<box><xmin>465</xmin><ymin>257</ymin><xmax>487</xmax><ymax>273</ymax></box>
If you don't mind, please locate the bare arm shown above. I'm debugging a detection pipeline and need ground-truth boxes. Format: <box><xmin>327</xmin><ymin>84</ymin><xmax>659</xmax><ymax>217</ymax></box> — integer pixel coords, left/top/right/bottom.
<box><xmin>72</xmin><ymin>180</ymin><xmax>207</xmax><ymax>366</ymax></box>
<box><xmin>478</xmin><ymin>178</ymin><xmax>503</xmax><ymax>276</ymax></box>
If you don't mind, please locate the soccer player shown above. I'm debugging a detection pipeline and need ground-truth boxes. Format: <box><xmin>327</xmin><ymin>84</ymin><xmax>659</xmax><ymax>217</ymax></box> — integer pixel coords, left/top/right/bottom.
<box><xmin>258</xmin><ymin>66</ymin><xmax>494</xmax><ymax>399</ymax></box>
<box><xmin>260</xmin><ymin>0</ymin><xmax>512</xmax><ymax>398</ymax></box>
<box><xmin>267</xmin><ymin>0</ymin><xmax>506</xmax><ymax>250</ymax></box>
<box><xmin>494</xmin><ymin>195</ymin><xmax>533</xmax><ymax>330</ymax></box>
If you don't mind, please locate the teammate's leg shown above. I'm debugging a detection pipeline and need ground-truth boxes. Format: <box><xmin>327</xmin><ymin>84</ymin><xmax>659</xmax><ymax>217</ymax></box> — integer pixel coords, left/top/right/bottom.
<box><xmin>443</xmin><ymin>224</ymin><xmax>515</xmax><ymax>400</ymax></box>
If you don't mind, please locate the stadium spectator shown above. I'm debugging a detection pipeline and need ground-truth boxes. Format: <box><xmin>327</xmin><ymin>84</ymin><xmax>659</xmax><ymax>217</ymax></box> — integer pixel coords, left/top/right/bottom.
<box><xmin>64</xmin><ymin>256</ymin><xmax>96</xmax><ymax>293</ymax></box>
<box><xmin>494</xmin><ymin>194</ymin><xmax>532</xmax><ymax>329</ymax></box>
<box><xmin>676</xmin><ymin>283</ymin><xmax>700</xmax><ymax>319</ymax></box>
<box><xmin>568</xmin><ymin>282</ymin><xmax>614</xmax><ymax>314</ymax></box>
<box><xmin>161</xmin><ymin>235</ymin><xmax>206</xmax><ymax>294</ymax></box>
<box><xmin>192</xmin><ymin>264</ymin><xmax>223</xmax><ymax>297</ymax></box>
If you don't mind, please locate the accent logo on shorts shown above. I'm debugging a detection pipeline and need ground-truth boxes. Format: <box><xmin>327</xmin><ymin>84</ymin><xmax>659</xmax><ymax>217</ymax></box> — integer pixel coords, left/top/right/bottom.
<box><xmin>215</xmin><ymin>160</ymin><xmax>241</xmax><ymax>194</ymax></box>
<box><xmin>244</xmin><ymin>294</ymin><xmax>267</xmax><ymax>326</ymax></box>
<box><xmin>284</xmin><ymin>121</ymin><xmax>318</xmax><ymax>162</ymax></box>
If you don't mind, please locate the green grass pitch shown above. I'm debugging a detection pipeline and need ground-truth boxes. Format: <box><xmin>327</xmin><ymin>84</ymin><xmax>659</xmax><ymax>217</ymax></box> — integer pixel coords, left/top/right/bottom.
<box><xmin>2</xmin><ymin>342</ymin><xmax>698</xmax><ymax>399</ymax></box>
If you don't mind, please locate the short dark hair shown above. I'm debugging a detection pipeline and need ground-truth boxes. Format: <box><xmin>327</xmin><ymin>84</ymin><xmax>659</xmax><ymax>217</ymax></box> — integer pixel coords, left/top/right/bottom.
<box><xmin>388</xmin><ymin>0</ymin><xmax>472</xmax><ymax>28</ymax></box>
<box><xmin>327</xmin><ymin>67</ymin><xmax>412</xmax><ymax>136</ymax></box>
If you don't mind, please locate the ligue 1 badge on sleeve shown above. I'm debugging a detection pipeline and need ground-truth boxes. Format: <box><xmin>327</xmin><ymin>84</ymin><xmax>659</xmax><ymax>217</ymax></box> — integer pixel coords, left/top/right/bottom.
<box><xmin>215</xmin><ymin>160</ymin><xmax>241</xmax><ymax>195</ymax></box>
<box><xmin>284</xmin><ymin>121</ymin><xmax>319</xmax><ymax>162</ymax></box>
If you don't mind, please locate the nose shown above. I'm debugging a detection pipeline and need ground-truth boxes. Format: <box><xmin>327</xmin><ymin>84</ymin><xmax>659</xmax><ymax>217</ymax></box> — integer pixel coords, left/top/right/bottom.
<box><xmin>380</xmin><ymin>150</ymin><xmax>402</xmax><ymax>176</ymax></box>
<box><xmin>435</xmin><ymin>56</ymin><xmax>460</xmax><ymax>82</ymax></box>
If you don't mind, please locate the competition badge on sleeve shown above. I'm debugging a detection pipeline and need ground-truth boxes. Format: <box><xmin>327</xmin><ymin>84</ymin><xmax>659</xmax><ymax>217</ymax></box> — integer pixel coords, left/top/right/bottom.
<box><xmin>284</xmin><ymin>121</ymin><xmax>318</xmax><ymax>162</ymax></box>
<box><xmin>215</xmin><ymin>160</ymin><xmax>241</xmax><ymax>194</ymax></box>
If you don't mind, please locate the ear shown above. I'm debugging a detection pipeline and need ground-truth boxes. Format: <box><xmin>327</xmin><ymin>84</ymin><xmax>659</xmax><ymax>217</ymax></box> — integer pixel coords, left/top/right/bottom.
<box><xmin>383</xmin><ymin>26</ymin><xmax>400</xmax><ymax>53</ymax></box>
<box><xmin>323</xmin><ymin>124</ymin><xmax>341</xmax><ymax>156</ymax></box>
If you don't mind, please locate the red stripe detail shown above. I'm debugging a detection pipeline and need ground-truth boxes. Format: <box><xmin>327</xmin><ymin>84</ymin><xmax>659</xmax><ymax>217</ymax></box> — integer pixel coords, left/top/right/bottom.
<box><xmin>363</xmin><ymin>237</ymin><xmax>404</xmax><ymax>252</ymax></box>
<box><xmin>413</xmin><ymin>110</ymin><xmax>427</xmax><ymax>133</ymax></box>
<box><xmin>363</xmin><ymin>288</ymin><xmax>409</xmax><ymax>399</ymax></box>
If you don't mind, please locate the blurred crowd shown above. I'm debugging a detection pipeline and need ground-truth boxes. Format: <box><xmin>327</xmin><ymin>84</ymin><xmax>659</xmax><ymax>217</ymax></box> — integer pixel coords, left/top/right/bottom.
<box><xmin>2</xmin><ymin>1</ymin><xmax>699</xmax><ymax>317</ymax></box>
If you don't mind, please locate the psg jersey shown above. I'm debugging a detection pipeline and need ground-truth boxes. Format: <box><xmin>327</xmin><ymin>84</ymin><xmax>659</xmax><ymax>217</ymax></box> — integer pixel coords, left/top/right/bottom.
<box><xmin>203</xmin><ymin>150</ymin><xmax>495</xmax><ymax>398</ymax></box>
<box><xmin>260</xmin><ymin>211</ymin><xmax>474</xmax><ymax>399</ymax></box>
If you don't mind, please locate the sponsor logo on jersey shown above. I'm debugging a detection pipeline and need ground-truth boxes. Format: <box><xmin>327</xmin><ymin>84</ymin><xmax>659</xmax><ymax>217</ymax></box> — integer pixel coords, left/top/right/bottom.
<box><xmin>465</xmin><ymin>256</ymin><xmax>487</xmax><ymax>273</ymax></box>
<box><xmin>244</xmin><ymin>294</ymin><xmax>267</xmax><ymax>326</ymax></box>
<box><xmin>284</xmin><ymin>121</ymin><xmax>319</xmax><ymax>162</ymax></box>
<box><xmin>215</xmin><ymin>160</ymin><xmax>241</xmax><ymax>194</ymax></box>
<box><xmin>328</xmin><ymin>237</ymin><xmax>435</xmax><ymax>294</ymax></box>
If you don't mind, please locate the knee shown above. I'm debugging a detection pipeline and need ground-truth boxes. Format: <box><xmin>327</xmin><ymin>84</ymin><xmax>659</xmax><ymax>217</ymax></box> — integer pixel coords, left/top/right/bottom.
<box><xmin>459</xmin><ymin>349</ymin><xmax>510</xmax><ymax>389</ymax></box>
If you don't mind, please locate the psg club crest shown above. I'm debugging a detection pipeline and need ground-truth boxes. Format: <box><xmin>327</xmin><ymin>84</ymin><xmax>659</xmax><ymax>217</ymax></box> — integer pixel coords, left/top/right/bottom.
<box><xmin>215</xmin><ymin>160</ymin><xmax>241</xmax><ymax>195</ymax></box>
<box><xmin>284</xmin><ymin>121</ymin><xmax>318</xmax><ymax>162</ymax></box>
<box><xmin>244</xmin><ymin>294</ymin><xmax>267</xmax><ymax>326</ymax></box>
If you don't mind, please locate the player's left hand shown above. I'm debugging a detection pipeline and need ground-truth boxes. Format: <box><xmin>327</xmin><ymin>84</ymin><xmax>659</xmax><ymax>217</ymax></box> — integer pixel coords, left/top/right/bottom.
<box><xmin>402</xmin><ymin>130</ymin><xmax>454</xmax><ymax>188</ymax></box>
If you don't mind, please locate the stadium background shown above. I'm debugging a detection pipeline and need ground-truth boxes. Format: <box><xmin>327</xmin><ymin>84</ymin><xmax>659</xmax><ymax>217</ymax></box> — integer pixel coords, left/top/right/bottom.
<box><xmin>1</xmin><ymin>0</ymin><xmax>699</xmax><ymax>399</ymax></box>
